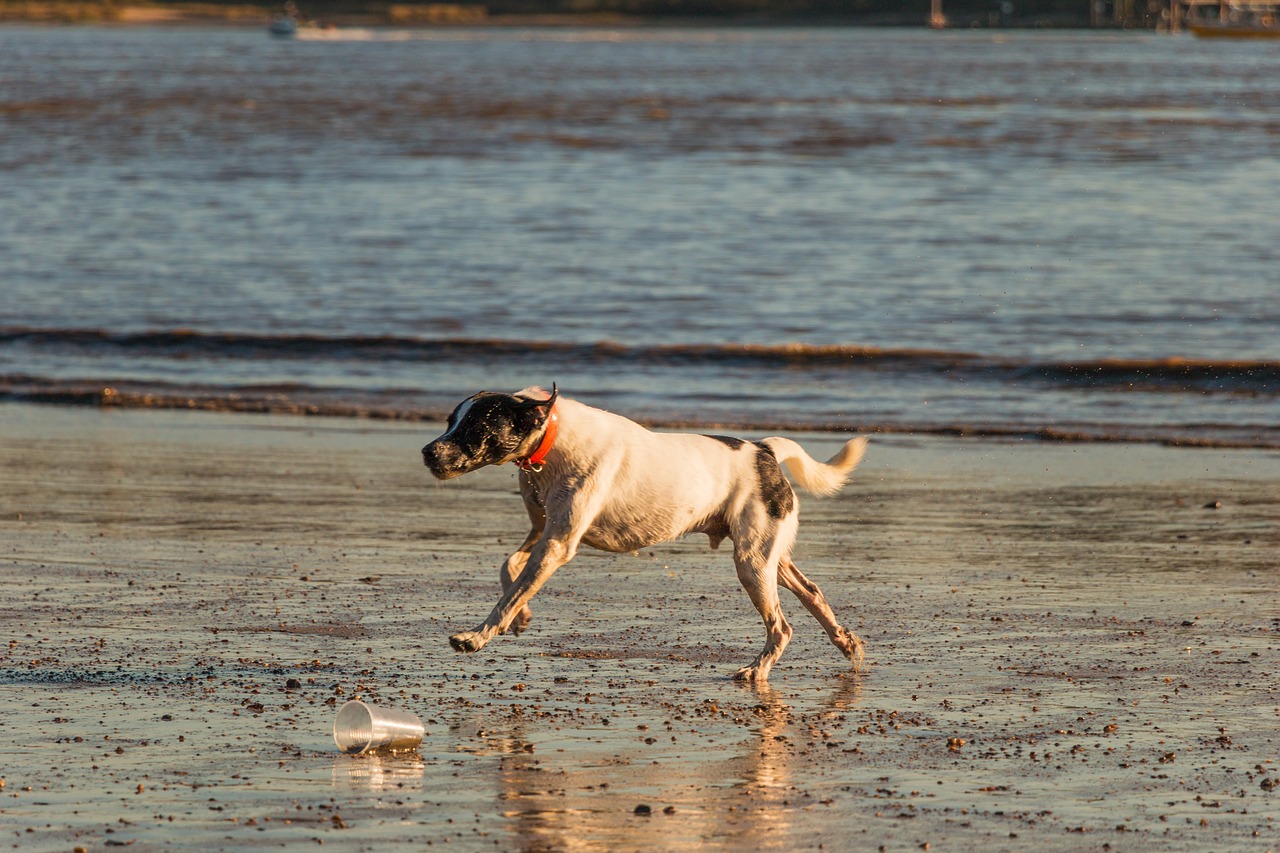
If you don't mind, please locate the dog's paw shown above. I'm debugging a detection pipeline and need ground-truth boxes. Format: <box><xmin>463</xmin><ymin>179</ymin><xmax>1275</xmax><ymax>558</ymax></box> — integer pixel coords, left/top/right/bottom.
<box><xmin>449</xmin><ymin>631</ymin><xmax>487</xmax><ymax>653</ymax></box>
<box><xmin>838</xmin><ymin>629</ymin><xmax>867</xmax><ymax>673</ymax></box>
<box><xmin>732</xmin><ymin>665</ymin><xmax>769</xmax><ymax>684</ymax></box>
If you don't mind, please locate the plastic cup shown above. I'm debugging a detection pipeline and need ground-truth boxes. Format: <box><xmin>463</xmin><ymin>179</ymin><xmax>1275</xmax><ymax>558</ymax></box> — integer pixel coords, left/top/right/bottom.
<box><xmin>333</xmin><ymin>700</ymin><xmax>425</xmax><ymax>755</ymax></box>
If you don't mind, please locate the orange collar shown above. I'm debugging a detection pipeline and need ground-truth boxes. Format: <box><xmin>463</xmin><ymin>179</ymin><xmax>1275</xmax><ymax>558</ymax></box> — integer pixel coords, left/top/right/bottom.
<box><xmin>515</xmin><ymin>404</ymin><xmax>559</xmax><ymax>472</ymax></box>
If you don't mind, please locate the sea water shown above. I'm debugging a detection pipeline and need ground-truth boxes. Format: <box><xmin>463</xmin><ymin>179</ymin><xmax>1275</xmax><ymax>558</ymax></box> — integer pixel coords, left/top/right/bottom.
<box><xmin>1</xmin><ymin>26</ymin><xmax>1276</xmax><ymax>446</ymax></box>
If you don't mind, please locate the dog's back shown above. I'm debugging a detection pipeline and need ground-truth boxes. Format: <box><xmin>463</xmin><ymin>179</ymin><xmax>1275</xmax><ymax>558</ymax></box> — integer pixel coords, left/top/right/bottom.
<box><xmin>539</xmin><ymin>399</ymin><xmax>866</xmax><ymax>550</ymax></box>
<box><xmin>551</xmin><ymin>397</ymin><xmax>867</xmax><ymax>500</ymax></box>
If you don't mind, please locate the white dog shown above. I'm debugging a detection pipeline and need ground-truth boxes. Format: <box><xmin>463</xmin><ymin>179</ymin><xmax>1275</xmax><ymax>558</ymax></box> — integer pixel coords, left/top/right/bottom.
<box><xmin>421</xmin><ymin>385</ymin><xmax>869</xmax><ymax>682</ymax></box>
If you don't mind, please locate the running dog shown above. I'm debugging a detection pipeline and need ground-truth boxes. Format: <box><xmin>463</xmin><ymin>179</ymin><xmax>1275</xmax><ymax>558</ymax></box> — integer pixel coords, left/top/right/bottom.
<box><xmin>421</xmin><ymin>385</ymin><xmax>869</xmax><ymax>682</ymax></box>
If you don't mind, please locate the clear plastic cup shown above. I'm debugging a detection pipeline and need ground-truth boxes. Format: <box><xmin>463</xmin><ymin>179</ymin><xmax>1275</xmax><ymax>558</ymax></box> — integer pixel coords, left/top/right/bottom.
<box><xmin>332</xmin><ymin>700</ymin><xmax>425</xmax><ymax>755</ymax></box>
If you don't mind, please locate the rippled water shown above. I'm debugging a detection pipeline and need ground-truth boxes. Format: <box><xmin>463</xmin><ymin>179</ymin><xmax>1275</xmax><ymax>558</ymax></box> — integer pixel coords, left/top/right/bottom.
<box><xmin>1</xmin><ymin>26</ymin><xmax>1276</xmax><ymax>445</ymax></box>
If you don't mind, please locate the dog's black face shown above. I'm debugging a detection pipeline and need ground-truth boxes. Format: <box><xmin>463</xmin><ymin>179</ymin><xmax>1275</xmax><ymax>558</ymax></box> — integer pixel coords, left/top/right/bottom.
<box><xmin>422</xmin><ymin>391</ymin><xmax>554</xmax><ymax>480</ymax></box>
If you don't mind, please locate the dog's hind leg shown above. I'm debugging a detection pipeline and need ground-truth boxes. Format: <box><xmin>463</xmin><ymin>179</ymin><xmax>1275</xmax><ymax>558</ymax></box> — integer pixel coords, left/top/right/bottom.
<box><xmin>778</xmin><ymin>559</ymin><xmax>866</xmax><ymax>673</ymax></box>
<box><xmin>731</xmin><ymin>527</ymin><xmax>794</xmax><ymax>684</ymax></box>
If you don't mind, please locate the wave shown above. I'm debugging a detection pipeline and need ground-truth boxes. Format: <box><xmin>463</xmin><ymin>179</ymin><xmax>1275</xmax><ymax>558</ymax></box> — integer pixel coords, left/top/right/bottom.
<box><xmin>3</xmin><ymin>327</ymin><xmax>1277</xmax><ymax>396</ymax></box>
<box><xmin>2</xmin><ymin>374</ymin><xmax>1278</xmax><ymax>450</ymax></box>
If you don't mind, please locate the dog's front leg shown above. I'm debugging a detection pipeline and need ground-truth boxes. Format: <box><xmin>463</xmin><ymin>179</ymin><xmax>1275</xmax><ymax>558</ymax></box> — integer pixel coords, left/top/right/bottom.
<box><xmin>498</xmin><ymin>485</ymin><xmax>548</xmax><ymax>636</ymax></box>
<box><xmin>450</xmin><ymin>534</ymin><xmax>579</xmax><ymax>653</ymax></box>
<box><xmin>499</xmin><ymin>526</ymin><xmax>542</xmax><ymax>636</ymax></box>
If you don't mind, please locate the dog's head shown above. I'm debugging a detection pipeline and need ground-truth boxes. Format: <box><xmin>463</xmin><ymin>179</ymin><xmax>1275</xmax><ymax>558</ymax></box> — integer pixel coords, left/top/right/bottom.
<box><xmin>421</xmin><ymin>387</ymin><xmax>558</xmax><ymax>480</ymax></box>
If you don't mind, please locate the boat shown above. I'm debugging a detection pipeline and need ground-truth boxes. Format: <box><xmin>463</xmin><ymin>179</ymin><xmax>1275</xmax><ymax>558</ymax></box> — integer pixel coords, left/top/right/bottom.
<box><xmin>1188</xmin><ymin>19</ymin><xmax>1280</xmax><ymax>35</ymax></box>
<box><xmin>1184</xmin><ymin>0</ymin><xmax>1280</xmax><ymax>36</ymax></box>
<box><xmin>267</xmin><ymin>1</ymin><xmax>301</xmax><ymax>37</ymax></box>
<box><xmin>267</xmin><ymin>14</ymin><xmax>298</xmax><ymax>37</ymax></box>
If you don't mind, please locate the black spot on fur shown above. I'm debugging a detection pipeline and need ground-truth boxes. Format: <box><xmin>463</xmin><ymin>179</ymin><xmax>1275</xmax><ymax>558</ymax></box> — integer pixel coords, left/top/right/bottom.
<box><xmin>753</xmin><ymin>442</ymin><xmax>795</xmax><ymax>520</ymax></box>
<box><xmin>451</xmin><ymin>395</ymin><xmax>525</xmax><ymax>457</ymax></box>
<box><xmin>705</xmin><ymin>435</ymin><xmax>747</xmax><ymax>450</ymax></box>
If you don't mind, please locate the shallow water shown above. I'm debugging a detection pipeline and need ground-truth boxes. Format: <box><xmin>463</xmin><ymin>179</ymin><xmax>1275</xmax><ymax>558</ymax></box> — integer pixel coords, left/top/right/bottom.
<box><xmin>1</xmin><ymin>26</ymin><xmax>1277</xmax><ymax>445</ymax></box>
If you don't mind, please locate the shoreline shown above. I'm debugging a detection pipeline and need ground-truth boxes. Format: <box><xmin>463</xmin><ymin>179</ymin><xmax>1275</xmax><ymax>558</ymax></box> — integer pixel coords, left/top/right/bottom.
<box><xmin>2</xmin><ymin>401</ymin><xmax>1277</xmax><ymax>849</ymax></box>
<box><xmin>5</xmin><ymin>330</ymin><xmax>1274</xmax><ymax>451</ymax></box>
<box><xmin>6</xmin><ymin>391</ymin><xmax>1279</xmax><ymax>452</ymax></box>
<box><xmin>0</xmin><ymin>2</ymin><xmax>1103</xmax><ymax>28</ymax></box>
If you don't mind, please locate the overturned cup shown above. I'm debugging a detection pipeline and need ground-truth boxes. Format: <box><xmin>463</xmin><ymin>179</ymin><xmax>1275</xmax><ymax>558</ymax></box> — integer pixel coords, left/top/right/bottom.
<box><xmin>333</xmin><ymin>700</ymin><xmax>425</xmax><ymax>755</ymax></box>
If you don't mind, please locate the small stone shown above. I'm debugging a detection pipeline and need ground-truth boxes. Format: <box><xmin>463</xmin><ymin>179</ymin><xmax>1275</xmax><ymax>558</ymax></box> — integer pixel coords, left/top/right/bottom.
<box><xmin>634</xmin><ymin>804</ymin><xmax>652</xmax><ymax>816</ymax></box>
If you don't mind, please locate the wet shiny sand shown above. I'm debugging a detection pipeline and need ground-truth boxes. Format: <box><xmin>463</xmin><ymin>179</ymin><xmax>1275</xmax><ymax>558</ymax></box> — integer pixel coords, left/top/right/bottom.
<box><xmin>1</xmin><ymin>403</ymin><xmax>1277</xmax><ymax>850</ymax></box>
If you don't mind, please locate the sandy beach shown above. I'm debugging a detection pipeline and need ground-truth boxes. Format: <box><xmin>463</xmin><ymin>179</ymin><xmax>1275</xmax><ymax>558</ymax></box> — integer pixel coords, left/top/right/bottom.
<box><xmin>1</xmin><ymin>401</ymin><xmax>1277</xmax><ymax>851</ymax></box>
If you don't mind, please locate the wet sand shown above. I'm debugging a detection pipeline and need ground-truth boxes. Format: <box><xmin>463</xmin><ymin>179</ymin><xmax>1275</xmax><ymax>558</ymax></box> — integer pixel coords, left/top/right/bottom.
<box><xmin>1</xmin><ymin>401</ymin><xmax>1277</xmax><ymax>851</ymax></box>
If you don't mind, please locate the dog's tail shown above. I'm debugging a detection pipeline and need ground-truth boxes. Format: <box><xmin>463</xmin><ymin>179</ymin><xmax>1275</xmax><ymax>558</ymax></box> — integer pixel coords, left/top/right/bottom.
<box><xmin>760</xmin><ymin>436</ymin><xmax>869</xmax><ymax>497</ymax></box>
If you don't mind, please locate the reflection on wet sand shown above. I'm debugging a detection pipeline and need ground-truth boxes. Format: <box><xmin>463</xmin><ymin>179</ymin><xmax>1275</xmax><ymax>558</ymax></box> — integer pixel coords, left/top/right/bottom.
<box><xmin>332</xmin><ymin>752</ymin><xmax>427</xmax><ymax>793</ymax></box>
<box><xmin>470</xmin><ymin>674</ymin><xmax>865</xmax><ymax>851</ymax></box>
<box><xmin>489</xmin><ymin>722</ymin><xmax>589</xmax><ymax>853</ymax></box>
<box><xmin>708</xmin><ymin>675</ymin><xmax>865</xmax><ymax>849</ymax></box>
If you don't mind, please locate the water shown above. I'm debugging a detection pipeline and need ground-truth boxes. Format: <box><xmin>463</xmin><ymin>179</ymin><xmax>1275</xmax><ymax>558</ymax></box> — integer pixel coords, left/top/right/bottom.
<box><xmin>1</xmin><ymin>25</ymin><xmax>1276</xmax><ymax>446</ymax></box>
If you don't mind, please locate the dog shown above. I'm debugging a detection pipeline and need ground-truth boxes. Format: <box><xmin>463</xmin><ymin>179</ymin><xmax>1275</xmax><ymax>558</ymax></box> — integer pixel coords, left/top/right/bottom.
<box><xmin>421</xmin><ymin>385</ymin><xmax>869</xmax><ymax>683</ymax></box>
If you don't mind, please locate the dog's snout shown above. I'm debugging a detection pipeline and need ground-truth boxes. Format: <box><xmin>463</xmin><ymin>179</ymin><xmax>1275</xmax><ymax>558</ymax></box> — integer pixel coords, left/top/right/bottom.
<box><xmin>422</xmin><ymin>443</ymin><xmax>440</xmax><ymax>467</ymax></box>
<box><xmin>422</xmin><ymin>440</ymin><xmax>462</xmax><ymax>479</ymax></box>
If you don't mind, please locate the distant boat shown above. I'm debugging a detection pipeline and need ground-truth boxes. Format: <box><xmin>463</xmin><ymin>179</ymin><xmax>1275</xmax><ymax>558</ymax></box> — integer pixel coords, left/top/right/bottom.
<box><xmin>1188</xmin><ymin>20</ymin><xmax>1280</xmax><ymax>36</ymax></box>
<box><xmin>267</xmin><ymin>14</ymin><xmax>298</xmax><ymax>37</ymax></box>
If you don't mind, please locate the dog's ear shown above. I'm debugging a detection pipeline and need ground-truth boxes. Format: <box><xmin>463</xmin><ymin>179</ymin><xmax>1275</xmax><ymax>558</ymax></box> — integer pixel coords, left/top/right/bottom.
<box><xmin>514</xmin><ymin>384</ymin><xmax>558</xmax><ymax>411</ymax></box>
<box><xmin>512</xmin><ymin>384</ymin><xmax>558</xmax><ymax>429</ymax></box>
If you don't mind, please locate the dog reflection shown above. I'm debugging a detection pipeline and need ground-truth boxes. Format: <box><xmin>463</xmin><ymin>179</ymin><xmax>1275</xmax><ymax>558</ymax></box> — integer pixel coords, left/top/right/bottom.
<box><xmin>478</xmin><ymin>675</ymin><xmax>863</xmax><ymax>850</ymax></box>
